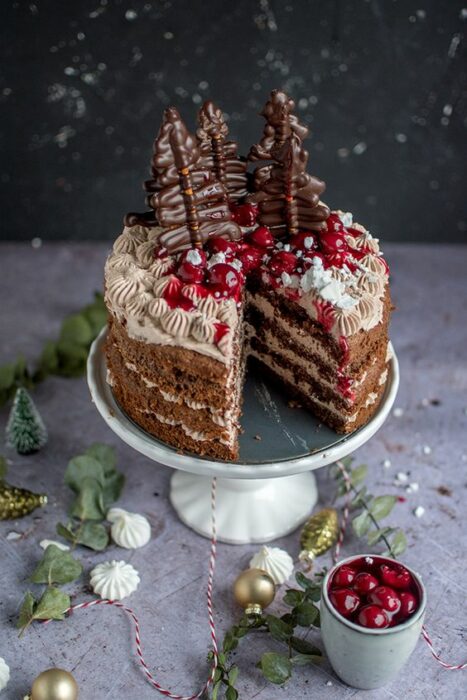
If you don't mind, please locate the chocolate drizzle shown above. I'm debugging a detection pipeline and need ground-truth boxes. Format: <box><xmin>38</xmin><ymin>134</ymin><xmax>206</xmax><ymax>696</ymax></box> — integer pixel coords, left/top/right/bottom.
<box><xmin>197</xmin><ymin>100</ymin><xmax>248</xmax><ymax>203</ymax></box>
<box><xmin>247</xmin><ymin>90</ymin><xmax>330</xmax><ymax>234</ymax></box>
<box><xmin>125</xmin><ymin>107</ymin><xmax>241</xmax><ymax>252</ymax></box>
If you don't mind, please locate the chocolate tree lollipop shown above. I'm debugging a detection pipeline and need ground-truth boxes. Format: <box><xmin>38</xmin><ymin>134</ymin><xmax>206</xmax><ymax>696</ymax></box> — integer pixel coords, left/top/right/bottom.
<box><xmin>197</xmin><ymin>100</ymin><xmax>247</xmax><ymax>204</ymax></box>
<box><xmin>247</xmin><ymin>90</ymin><xmax>330</xmax><ymax>234</ymax></box>
<box><xmin>126</xmin><ymin>107</ymin><xmax>241</xmax><ymax>252</ymax></box>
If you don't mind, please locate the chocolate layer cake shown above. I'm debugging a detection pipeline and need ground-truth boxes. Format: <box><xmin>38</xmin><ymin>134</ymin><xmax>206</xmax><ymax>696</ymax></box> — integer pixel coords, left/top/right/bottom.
<box><xmin>104</xmin><ymin>91</ymin><xmax>392</xmax><ymax>461</ymax></box>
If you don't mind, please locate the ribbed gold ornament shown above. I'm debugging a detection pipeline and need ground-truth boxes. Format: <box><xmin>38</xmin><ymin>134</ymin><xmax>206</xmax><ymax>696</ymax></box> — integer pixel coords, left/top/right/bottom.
<box><xmin>0</xmin><ymin>482</ymin><xmax>47</xmax><ymax>520</ymax></box>
<box><xmin>299</xmin><ymin>508</ymin><xmax>339</xmax><ymax>565</ymax></box>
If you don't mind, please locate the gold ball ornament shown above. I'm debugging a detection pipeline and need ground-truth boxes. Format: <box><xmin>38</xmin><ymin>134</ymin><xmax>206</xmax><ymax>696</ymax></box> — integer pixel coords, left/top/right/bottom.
<box><xmin>29</xmin><ymin>668</ymin><xmax>78</xmax><ymax>700</ymax></box>
<box><xmin>299</xmin><ymin>507</ymin><xmax>339</xmax><ymax>566</ymax></box>
<box><xmin>0</xmin><ymin>482</ymin><xmax>47</xmax><ymax>520</ymax></box>
<box><xmin>233</xmin><ymin>568</ymin><xmax>276</xmax><ymax>615</ymax></box>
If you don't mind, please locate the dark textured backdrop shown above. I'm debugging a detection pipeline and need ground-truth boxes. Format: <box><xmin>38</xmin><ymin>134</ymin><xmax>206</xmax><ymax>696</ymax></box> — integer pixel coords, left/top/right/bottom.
<box><xmin>1</xmin><ymin>0</ymin><xmax>466</xmax><ymax>243</ymax></box>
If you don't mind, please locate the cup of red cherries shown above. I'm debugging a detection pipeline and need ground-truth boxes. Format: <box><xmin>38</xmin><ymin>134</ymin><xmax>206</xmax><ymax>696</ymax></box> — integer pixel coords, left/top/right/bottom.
<box><xmin>321</xmin><ymin>554</ymin><xmax>426</xmax><ymax>689</ymax></box>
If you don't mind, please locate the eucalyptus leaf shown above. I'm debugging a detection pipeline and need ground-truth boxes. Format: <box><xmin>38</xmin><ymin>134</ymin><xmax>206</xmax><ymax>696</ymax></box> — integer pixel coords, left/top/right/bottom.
<box><xmin>56</xmin><ymin>522</ymin><xmax>76</xmax><ymax>544</ymax></box>
<box><xmin>60</xmin><ymin>314</ymin><xmax>93</xmax><ymax>346</ymax></box>
<box><xmin>70</xmin><ymin>477</ymin><xmax>105</xmax><ymax>520</ymax></box>
<box><xmin>225</xmin><ymin>685</ymin><xmax>238</xmax><ymax>700</ymax></box>
<box><xmin>290</xmin><ymin>636</ymin><xmax>321</xmax><ymax>656</ymax></box>
<box><xmin>291</xmin><ymin>653</ymin><xmax>322</xmax><ymax>666</ymax></box>
<box><xmin>223</xmin><ymin>630</ymin><xmax>239</xmax><ymax>653</ymax></box>
<box><xmin>388</xmin><ymin>530</ymin><xmax>407</xmax><ymax>557</ymax></box>
<box><xmin>367</xmin><ymin>526</ymin><xmax>395</xmax><ymax>546</ymax></box>
<box><xmin>228</xmin><ymin>666</ymin><xmax>239</xmax><ymax>686</ymax></box>
<box><xmin>17</xmin><ymin>591</ymin><xmax>36</xmax><ymax>629</ymax></box>
<box><xmin>76</xmin><ymin>521</ymin><xmax>109</xmax><ymax>550</ymax></box>
<box><xmin>370</xmin><ymin>495</ymin><xmax>397</xmax><ymax>521</ymax></box>
<box><xmin>33</xmin><ymin>586</ymin><xmax>70</xmax><ymax>621</ymax></box>
<box><xmin>283</xmin><ymin>589</ymin><xmax>304</xmax><ymax>607</ymax></box>
<box><xmin>65</xmin><ymin>455</ymin><xmax>106</xmax><ymax>492</ymax></box>
<box><xmin>37</xmin><ymin>341</ymin><xmax>59</xmax><ymax>377</ymax></box>
<box><xmin>86</xmin><ymin>443</ymin><xmax>116</xmax><ymax>474</ymax></box>
<box><xmin>351</xmin><ymin>486</ymin><xmax>368</xmax><ymax>509</ymax></box>
<box><xmin>30</xmin><ymin>544</ymin><xmax>83</xmax><ymax>584</ymax></box>
<box><xmin>103</xmin><ymin>471</ymin><xmax>125</xmax><ymax>508</ymax></box>
<box><xmin>0</xmin><ymin>363</ymin><xmax>15</xmax><ymax>390</ymax></box>
<box><xmin>352</xmin><ymin>510</ymin><xmax>372</xmax><ymax>537</ymax></box>
<box><xmin>350</xmin><ymin>464</ymin><xmax>368</xmax><ymax>487</ymax></box>
<box><xmin>295</xmin><ymin>601</ymin><xmax>319</xmax><ymax>627</ymax></box>
<box><xmin>260</xmin><ymin>652</ymin><xmax>292</xmax><ymax>685</ymax></box>
<box><xmin>266</xmin><ymin>615</ymin><xmax>293</xmax><ymax>642</ymax></box>
<box><xmin>82</xmin><ymin>303</ymin><xmax>107</xmax><ymax>336</ymax></box>
<box><xmin>212</xmin><ymin>681</ymin><xmax>220</xmax><ymax>700</ymax></box>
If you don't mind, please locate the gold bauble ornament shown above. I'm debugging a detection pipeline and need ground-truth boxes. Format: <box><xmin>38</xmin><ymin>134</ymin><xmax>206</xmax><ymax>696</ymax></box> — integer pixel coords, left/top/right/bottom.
<box><xmin>299</xmin><ymin>508</ymin><xmax>339</xmax><ymax>566</ymax></box>
<box><xmin>29</xmin><ymin>668</ymin><xmax>78</xmax><ymax>700</ymax></box>
<box><xmin>233</xmin><ymin>568</ymin><xmax>276</xmax><ymax>615</ymax></box>
<box><xmin>0</xmin><ymin>482</ymin><xmax>47</xmax><ymax>520</ymax></box>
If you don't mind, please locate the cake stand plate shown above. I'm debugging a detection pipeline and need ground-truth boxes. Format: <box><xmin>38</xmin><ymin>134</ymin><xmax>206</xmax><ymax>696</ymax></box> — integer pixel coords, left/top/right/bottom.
<box><xmin>87</xmin><ymin>329</ymin><xmax>399</xmax><ymax>544</ymax></box>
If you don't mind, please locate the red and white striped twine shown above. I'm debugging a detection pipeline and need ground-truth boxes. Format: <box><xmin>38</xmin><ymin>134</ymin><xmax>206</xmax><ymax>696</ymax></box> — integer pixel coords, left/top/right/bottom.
<box><xmin>334</xmin><ymin>459</ymin><xmax>466</xmax><ymax>672</ymax></box>
<box><xmin>43</xmin><ymin>477</ymin><xmax>219</xmax><ymax>699</ymax></box>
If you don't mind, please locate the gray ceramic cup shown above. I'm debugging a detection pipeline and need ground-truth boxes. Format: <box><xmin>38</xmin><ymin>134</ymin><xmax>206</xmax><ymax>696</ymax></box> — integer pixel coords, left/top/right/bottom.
<box><xmin>321</xmin><ymin>554</ymin><xmax>426</xmax><ymax>689</ymax></box>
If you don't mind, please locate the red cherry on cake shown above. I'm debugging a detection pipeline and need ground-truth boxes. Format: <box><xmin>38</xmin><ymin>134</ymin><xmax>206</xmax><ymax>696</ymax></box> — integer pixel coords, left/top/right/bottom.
<box><xmin>238</xmin><ymin>244</ymin><xmax>263</xmax><ymax>273</ymax></box>
<box><xmin>326</xmin><ymin>213</ymin><xmax>346</xmax><ymax>233</ymax></box>
<box><xmin>353</xmin><ymin>572</ymin><xmax>379</xmax><ymax>595</ymax></box>
<box><xmin>319</xmin><ymin>231</ymin><xmax>348</xmax><ymax>255</ymax></box>
<box><xmin>368</xmin><ymin>586</ymin><xmax>401</xmax><ymax>614</ymax></box>
<box><xmin>154</xmin><ymin>246</ymin><xmax>168</xmax><ymax>259</ymax></box>
<box><xmin>247</xmin><ymin>226</ymin><xmax>275</xmax><ymax>250</ymax></box>
<box><xmin>380</xmin><ymin>564</ymin><xmax>412</xmax><ymax>590</ymax></box>
<box><xmin>357</xmin><ymin>605</ymin><xmax>390</xmax><ymax>629</ymax></box>
<box><xmin>399</xmin><ymin>592</ymin><xmax>417</xmax><ymax>618</ymax></box>
<box><xmin>333</xmin><ymin>566</ymin><xmax>356</xmax><ymax>587</ymax></box>
<box><xmin>208</xmin><ymin>263</ymin><xmax>242</xmax><ymax>297</ymax></box>
<box><xmin>230</xmin><ymin>202</ymin><xmax>258</xmax><ymax>227</ymax></box>
<box><xmin>268</xmin><ymin>251</ymin><xmax>298</xmax><ymax>276</ymax></box>
<box><xmin>329</xmin><ymin>588</ymin><xmax>361</xmax><ymax>617</ymax></box>
<box><xmin>177</xmin><ymin>262</ymin><xmax>205</xmax><ymax>284</ymax></box>
<box><xmin>206</xmin><ymin>236</ymin><xmax>238</xmax><ymax>258</ymax></box>
<box><xmin>289</xmin><ymin>231</ymin><xmax>317</xmax><ymax>252</ymax></box>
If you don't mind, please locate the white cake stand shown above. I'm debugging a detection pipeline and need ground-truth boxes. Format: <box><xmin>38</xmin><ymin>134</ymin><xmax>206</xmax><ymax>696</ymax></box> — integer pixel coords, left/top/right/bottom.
<box><xmin>87</xmin><ymin>329</ymin><xmax>399</xmax><ymax>544</ymax></box>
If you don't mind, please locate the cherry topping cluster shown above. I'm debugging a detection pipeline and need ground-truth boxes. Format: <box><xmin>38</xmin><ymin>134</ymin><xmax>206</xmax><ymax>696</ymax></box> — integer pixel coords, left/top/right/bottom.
<box><xmin>328</xmin><ymin>557</ymin><xmax>419</xmax><ymax>629</ymax></box>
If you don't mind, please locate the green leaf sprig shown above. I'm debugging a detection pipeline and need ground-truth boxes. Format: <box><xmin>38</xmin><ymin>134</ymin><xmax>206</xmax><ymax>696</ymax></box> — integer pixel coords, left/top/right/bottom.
<box><xmin>333</xmin><ymin>457</ymin><xmax>407</xmax><ymax>557</ymax></box>
<box><xmin>57</xmin><ymin>443</ymin><xmax>125</xmax><ymax>551</ymax></box>
<box><xmin>0</xmin><ymin>292</ymin><xmax>107</xmax><ymax>407</ymax></box>
<box><xmin>17</xmin><ymin>443</ymin><xmax>125</xmax><ymax>635</ymax></box>
<box><xmin>210</xmin><ymin>571</ymin><xmax>323</xmax><ymax>697</ymax></box>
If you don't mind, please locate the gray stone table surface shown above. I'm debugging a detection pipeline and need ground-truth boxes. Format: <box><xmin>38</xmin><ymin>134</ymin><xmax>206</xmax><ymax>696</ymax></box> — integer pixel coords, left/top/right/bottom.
<box><xmin>0</xmin><ymin>243</ymin><xmax>466</xmax><ymax>700</ymax></box>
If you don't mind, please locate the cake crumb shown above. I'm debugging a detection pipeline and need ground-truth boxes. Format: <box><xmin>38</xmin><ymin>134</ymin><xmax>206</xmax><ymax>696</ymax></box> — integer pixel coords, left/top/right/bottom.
<box><xmin>326</xmin><ymin>680</ymin><xmax>333</xmax><ymax>686</ymax></box>
<box><xmin>383</xmin><ymin>459</ymin><xmax>392</xmax><ymax>469</ymax></box>
<box><xmin>414</xmin><ymin>505</ymin><xmax>425</xmax><ymax>518</ymax></box>
<box><xmin>393</xmin><ymin>407</ymin><xmax>404</xmax><ymax>418</ymax></box>
<box><xmin>254</xmin><ymin>434</ymin><xmax>262</xmax><ymax>441</ymax></box>
<box><xmin>395</xmin><ymin>471</ymin><xmax>409</xmax><ymax>483</ymax></box>
<box><xmin>406</xmin><ymin>482</ymin><xmax>419</xmax><ymax>493</ymax></box>
<box><xmin>436</xmin><ymin>485</ymin><xmax>452</xmax><ymax>497</ymax></box>
<box><xmin>422</xmin><ymin>445</ymin><xmax>432</xmax><ymax>455</ymax></box>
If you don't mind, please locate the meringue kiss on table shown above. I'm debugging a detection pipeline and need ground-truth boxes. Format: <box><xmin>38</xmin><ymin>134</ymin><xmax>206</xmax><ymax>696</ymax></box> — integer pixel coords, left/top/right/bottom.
<box><xmin>107</xmin><ymin>507</ymin><xmax>151</xmax><ymax>549</ymax></box>
<box><xmin>90</xmin><ymin>560</ymin><xmax>140</xmax><ymax>600</ymax></box>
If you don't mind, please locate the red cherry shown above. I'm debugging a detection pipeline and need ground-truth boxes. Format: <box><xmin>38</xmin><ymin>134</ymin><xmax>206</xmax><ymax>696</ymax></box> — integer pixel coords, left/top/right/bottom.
<box><xmin>178</xmin><ymin>248</ymin><xmax>207</xmax><ymax>267</ymax></box>
<box><xmin>399</xmin><ymin>592</ymin><xmax>417</xmax><ymax>618</ymax></box>
<box><xmin>319</xmin><ymin>231</ymin><xmax>349</xmax><ymax>255</ymax></box>
<box><xmin>368</xmin><ymin>586</ymin><xmax>401</xmax><ymax>614</ymax></box>
<box><xmin>177</xmin><ymin>262</ymin><xmax>205</xmax><ymax>284</ymax></box>
<box><xmin>247</xmin><ymin>226</ymin><xmax>275</xmax><ymax>250</ymax></box>
<box><xmin>325</xmin><ymin>250</ymin><xmax>358</xmax><ymax>271</ymax></box>
<box><xmin>238</xmin><ymin>244</ymin><xmax>263</xmax><ymax>273</ymax></box>
<box><xmin>329</xmin><ymin>588</ymin><xmax>361</xmax><ymax>617</ymax></box>
<box><xmin>230</xmin><ymin>203</ymin><xmax>258</xmax><ymax>227</ymax></box>
<box><xmin>214</xmin><ymin>322</ymin><xmax>230</xmax><ymax>344</ymax></box>
<box><xmin>162</xmin><ymin>275</ymin><xmax>183</xmax><ymax>308</ymax></box>
<box><xmin>268</xmin><ymin>251</ymin><xmax>297</xmax><ymax>276</ymax></box>
<box><xmin>380</xmin><ymin>564</ymin><xmax>412</xmax><ymax>590</ymax></box>
<box><xmin>208</xmin><ymin>263</ymin><xmax>242</xmax><ymax>298</ymax></box>
<box><xmin>154</xmin><ymin>246</ymin><xmax>168</xmax><ymax>259</ymax></box>
<box><xmin>206</xmin><ymin>237</ymin><xmax>238</xmax><ymax>257</ymax></box>
<box><xmin>353</xmin><ymin>572</ymin><xmax>379</xmax><ymax>595</ymax></box>
<box><xmin>289</xmin><ymin>231</ymin><xmax>317</xmax><ymax>252</ymax></box>
<box><xmin>357</xmin><ymin>605</ymin><xmax>390</xmax><ymax>629</ymax></box>
<box><xmin>326</xmin><ymin>213</ymin><xmax>346</xmax><ymax>233</ymax></box>
<box><xmin>333</xmin><ymin>566</ymin><xmax>356</xmax><ymax>587</ymax></box>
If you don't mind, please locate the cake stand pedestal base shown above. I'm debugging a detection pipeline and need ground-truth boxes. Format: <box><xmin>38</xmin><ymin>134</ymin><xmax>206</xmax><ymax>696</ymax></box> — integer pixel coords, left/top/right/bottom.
<box><xmin>170</xmin><ymin>470</ymin><xmax>317</xmax><ymax>544</ymax></box>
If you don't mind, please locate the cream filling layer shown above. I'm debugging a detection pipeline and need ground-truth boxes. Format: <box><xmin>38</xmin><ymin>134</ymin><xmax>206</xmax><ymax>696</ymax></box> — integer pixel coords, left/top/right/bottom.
<box><xmin>137</xmin><ymin>408</ymin><xmax>234</xmax><ymax>447</ymax></box>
